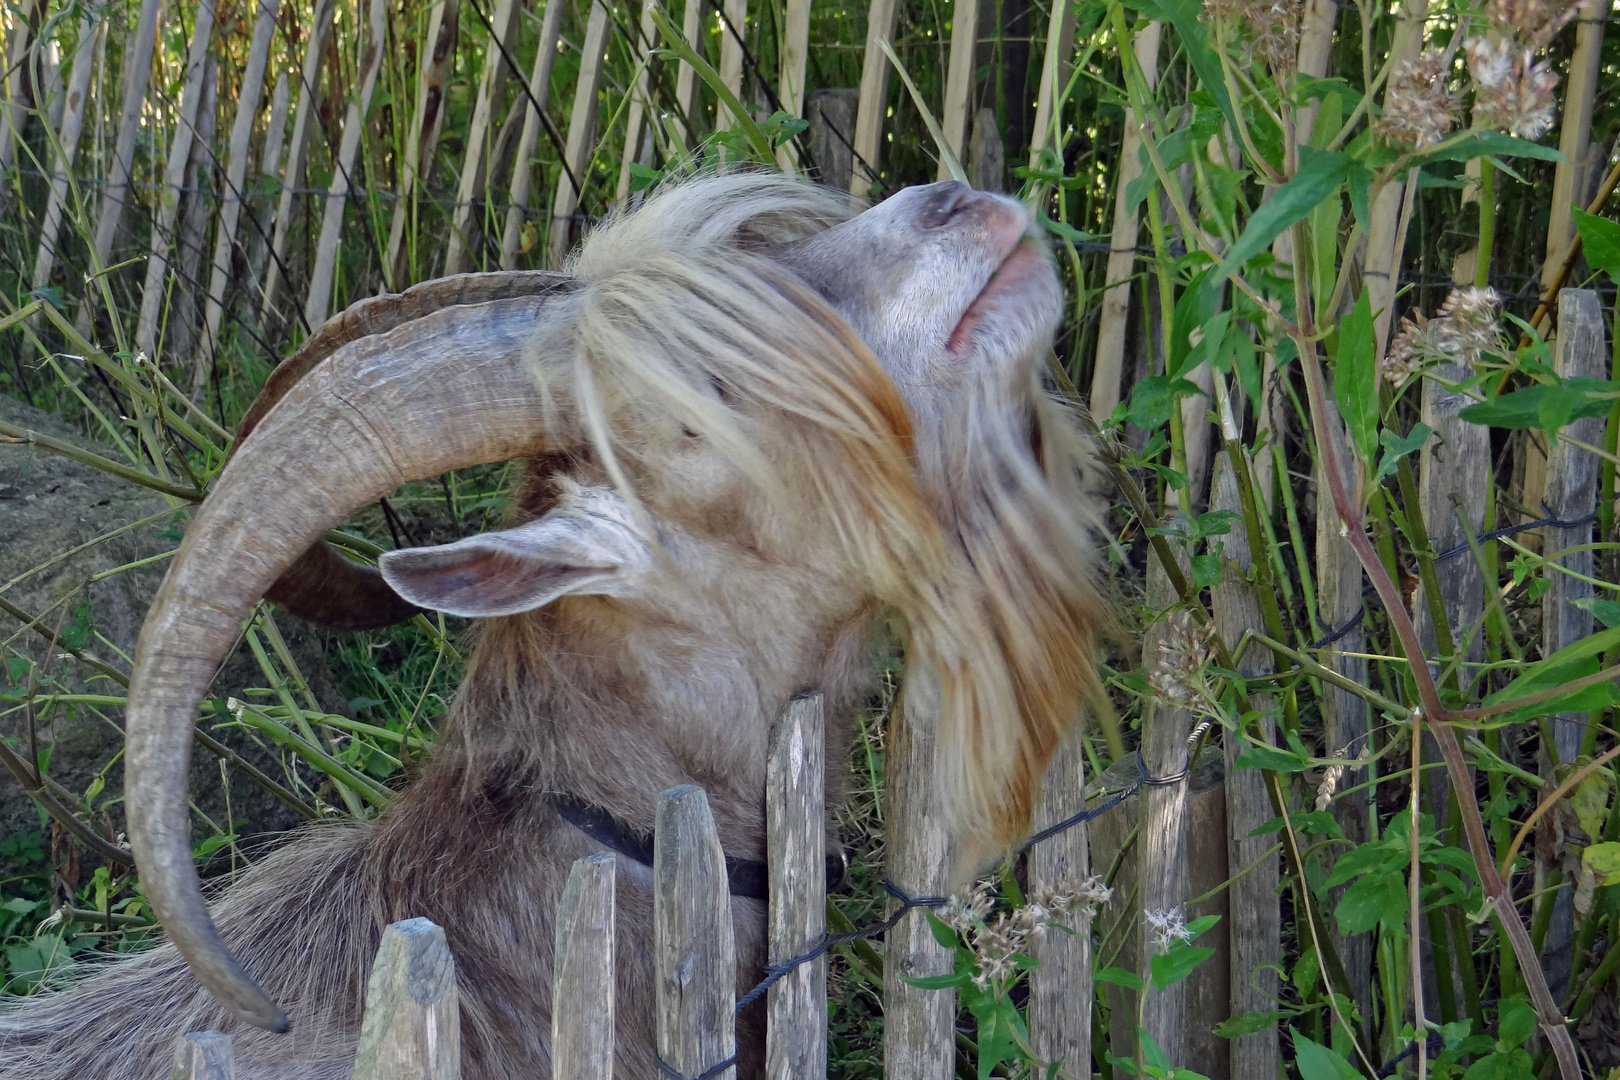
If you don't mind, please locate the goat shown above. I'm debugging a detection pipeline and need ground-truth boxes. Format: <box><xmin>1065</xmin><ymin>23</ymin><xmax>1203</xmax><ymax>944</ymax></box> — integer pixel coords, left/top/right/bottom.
<box><xmin>0</xmin><ymin>173</ymin><xmax>1106</xmax><ymax>1079</ymax></box>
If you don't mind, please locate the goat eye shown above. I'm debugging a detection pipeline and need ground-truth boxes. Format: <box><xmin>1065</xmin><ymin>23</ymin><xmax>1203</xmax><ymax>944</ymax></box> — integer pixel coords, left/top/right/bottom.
<box><xmin>681</xmin><ymin>425</ymin><xmax>700</xmax><ymax>439</ymax></box>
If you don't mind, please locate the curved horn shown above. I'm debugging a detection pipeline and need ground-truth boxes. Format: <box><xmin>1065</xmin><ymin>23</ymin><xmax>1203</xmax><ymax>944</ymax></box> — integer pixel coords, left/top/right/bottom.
<box><xmin>235</xmin><ymin>272</ymin><xmax>570</xmax><ymax>630</ymax></box>
<box><xmin>128</xmin><ymin>289</ymin><xmax>576</xmax><ymax>1031</ymax></box>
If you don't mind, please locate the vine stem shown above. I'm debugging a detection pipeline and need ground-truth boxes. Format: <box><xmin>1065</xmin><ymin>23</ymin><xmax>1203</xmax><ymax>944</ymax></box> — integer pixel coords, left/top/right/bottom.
<box><xmin>1291</xmin><ymin>312</ymin><xmax>1584</xmax><ymax>1080</ymax></box>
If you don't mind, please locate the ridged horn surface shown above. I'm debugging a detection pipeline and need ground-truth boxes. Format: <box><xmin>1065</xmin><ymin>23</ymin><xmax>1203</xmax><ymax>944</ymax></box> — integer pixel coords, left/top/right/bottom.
<box><xmin>234</xmin><ymin>271</ymin><xmax>571</xmax><ymax>631</ymax></box>
<box><xmin>127</xmin><ymin>292</ymin><xmax>572</xmax><ymax>1031</ymax></box>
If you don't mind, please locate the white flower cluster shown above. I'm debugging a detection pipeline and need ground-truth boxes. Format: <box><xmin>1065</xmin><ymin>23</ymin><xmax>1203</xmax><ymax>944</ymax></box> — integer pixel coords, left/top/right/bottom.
<box><xmin>940</xmin><ymin>878</ymin><xmax>1113</xmax><ymax>990</ymax></box>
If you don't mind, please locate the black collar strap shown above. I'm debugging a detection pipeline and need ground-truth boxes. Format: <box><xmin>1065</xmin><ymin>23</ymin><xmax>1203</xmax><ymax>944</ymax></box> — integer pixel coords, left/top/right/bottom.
<box><xmin>551</xmin><ymin>794</ymin><xmax>846</xmax><ymax>900</ymax></box>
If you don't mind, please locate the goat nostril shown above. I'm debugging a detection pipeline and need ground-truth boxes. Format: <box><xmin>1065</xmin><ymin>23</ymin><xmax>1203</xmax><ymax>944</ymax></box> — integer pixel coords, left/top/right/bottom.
<box><xmin>922</xmin><ymin>182</ymin><xmax>978</xmax><ymax>229</ymax></box>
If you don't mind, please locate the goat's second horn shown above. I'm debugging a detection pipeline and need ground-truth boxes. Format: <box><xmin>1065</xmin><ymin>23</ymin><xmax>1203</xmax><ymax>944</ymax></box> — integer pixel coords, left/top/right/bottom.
<box><xmin>125</xmin><ymin>286</ymin><xmax>574</xmax><ymax>1030</ymax></box>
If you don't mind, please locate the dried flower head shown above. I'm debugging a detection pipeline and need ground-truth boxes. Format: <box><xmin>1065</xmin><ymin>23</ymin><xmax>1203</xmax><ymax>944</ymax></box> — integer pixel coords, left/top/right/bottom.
<box><xmin>1381</xmin><ymin>50</ymin><xmax>1459</xmax><ymax>150</ymax></box>
<box><xmin>1148</xmin><ymin>609</ymin><xmax>1216</xmax><ymax>709</ymax></box>
<box><xmin>1467</xmin><ymin>39</ymin><xmax>1558</xmax><ymax>140</ymax></box>
<box><xmin>1315</xmin><ymin>764</ymin><xmax>1345</xmax><ymax>812</ymax></box>
<box><xmin>1145</xmin><ymin>906</ymin><xmax>1196</xmax><ymax>952</ymax></box>
<box><xmin>1384</xmin><ymin>314</ymin><xmax>1427</xmax><ymax>386</ymax></box>
<box><xmin>1487</xmin><ymin>0</ymin><xmax>1579</xmax><ymax>49</ymax></box>
<box><xmin>1202</xmin><ymin>0</ymin><xmax>1302</xmax><ymax>70</ymax></box>
<box><xmin>940</xmin><ymin>880</ymin><xmax>997</xmax><ymax>934</ymax></box>
<box><xmin>1432</xmin><ymin>286</ymin><xmax>1503</xmax><ymax>364</ymax></box>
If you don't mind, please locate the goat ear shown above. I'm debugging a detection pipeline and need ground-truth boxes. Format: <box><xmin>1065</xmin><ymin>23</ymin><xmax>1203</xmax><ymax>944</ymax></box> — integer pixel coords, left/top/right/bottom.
<box><xmin>377</xmin><ymin>496</ymin><xmax>650</xmax><ymax>618</ymax></box>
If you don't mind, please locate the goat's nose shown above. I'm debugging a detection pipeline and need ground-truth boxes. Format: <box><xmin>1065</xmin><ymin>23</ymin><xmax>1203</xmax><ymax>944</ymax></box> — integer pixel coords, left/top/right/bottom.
<box><xmin>916</xmin><ymin>181</ymin><xmax>980</xmax><ymax>230</ymax></box>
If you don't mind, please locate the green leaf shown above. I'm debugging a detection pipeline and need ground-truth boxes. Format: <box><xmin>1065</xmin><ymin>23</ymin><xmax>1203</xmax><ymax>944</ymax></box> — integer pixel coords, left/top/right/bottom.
<box><xmin>1096</xmin><ymin>965</ymin><xmax>1145</xmax><ymax>991</ymax></box>
<box><xmin>1191</xmin><ymin>551</ymin><xmax>1223</xmax><ymax>588</ymax></box>
<box><xmin>61</xmin><ymin>602</ymin><xmax>94</xmax><ymax>651</ymax></box>
<box><xmin>1120</xmin><ymin>0</ymin><xmax>1239</xmax><ymax>137</ymax></box>
<box><xmin>1215</xmin><ymin>1010</ymin><xmax>1285</xmax><ymax>1038</ymax></box>
<box><xmin>1292</xmin><ymin>1029</ymin><xmax>1366</xmax><ymax>1080</ymax></box>
<box><xmin>1483</xmin><ymin>625</ymin><xmax>1620</xmax><ymax>723</ymax></box>
<box><xmin>1139</xmin><ymin>1028</ymin><xmax>1173</xmax><ymax>1073</ymax></box>
<box><xmin>902</xmin><ymin>971</ymin><xmax>968</xmax><ymax>990</ymax></box>
<box><xmin>1169</xmin><ymin>276</ymin><xmax>1221</xmax><ymax>379</ymax></box>
<box><xmin>1463</xmin><ymin>1050</ymin><xmax>1534</xmax><ymax>1080</ymax></box>
<box><xmin>1150</xmin><ymin>946</ymin><xmax>1214</xmax><ymax>990</ymax></box>
<box><xmin>1414</xmin><ymin>132</ymin><xmax>1563</xmax><ymax>164</ymax></box>
<box><xmin>1213</xmin><ymin>148</ymin><xmax>1352</xmax><ymax>286</ymax></box>
<box><xmin>1495</xmin><ymin>995</ymin><xmax>1537</xmax><ymax>1050</ymax></box>
<box><xmin>1373</xmin><ymin>422</ymin><xmax>1431</xmax><ymax>485</ymax></box>
<box><xmin>1573</xmin><ymin>597</ymin><xmax>1620</xmax><ymax>629</ymax></box>
<box><xmin>925</xmin><ymin>911</ymin><xmax>961</xmax><ymax>950</ymax></box>
<box><xmin>1127</xmin><ymin>375</ymin><xmax>1203</xmax><ymax>430</ymax></box>
<box><xmin>1458</xmin><ymin>379</ymin><xmax>1615</xmax><ymax>435</ymax></box>
<box><xmin>1573</xmin><ymin>207</ymin><xmax>1620</xmax><ymax>282</ymax></box>
<box><xmin>1582</xmin><ymin>842</ymin><xmax>1620</xmax><ymax>887</ymax></box>
<box><xmin>1325</xmin><ymin>840</ymin><xmax>1405</xmax><ymax>888</ymax></box>
<box><xmin>1333</xmin><ymin>871</ymin><xmax>1405</xmax><ymax>934</ymax></box>
<box><xmin>1234</xmin><ymin>741</ymin><xmax>1310</xmax><ymax>773</ymax></box>
<box><xmin>1334</xmin><ymin>293</ymin><xmax>1378</xmax><ymax>464</ymax></box>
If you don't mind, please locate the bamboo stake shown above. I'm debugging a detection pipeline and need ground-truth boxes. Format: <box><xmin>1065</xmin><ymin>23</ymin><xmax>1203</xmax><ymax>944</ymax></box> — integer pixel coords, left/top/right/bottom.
<box><xmin>937</xmin><ymin>0</ymin><xmax>981</xmax><ymax>181</ymax></box>
<box><xmin>1028</xmin><ymin>0</ymin><xmax>1076</xmax><ymax>167</ymax></box>
<box><xmin>133</xmin><ymin>0</ymin><xmax>217</xmax><ymax>358</ymax></box>
<box><xmin>303</xmin><ymin>0</ymin><xmax>390</xmax><ymax>331</ymax></box>
<box><xmin>30</xmin><ymin>8</ymin><xmax>101</xmax><ymax>306</ymax></box>
<box><xmin>715</xmin><ymin>0</ymin><xmax>748</xmax><ymax>139</ymax></box>
<box><xmin>673</xmin><ymin>0</ymin><xmax>707</xmax><ymax>145</ymax></box>
<box><xmin>1540</xmin><ymin>0</ymin><xmax>1608</xmax><ymax>290</ymax></box>
<box><xmin>242</xmin><ymin>71</ymin><xmax>289</xmax><ymax>311</ymax></box>
<box><xmin>497</xmin><ymin>0</ymin><xmax>565</xmax><ymax>268</ymax></box>
<box><xmin>385</xmin><ymin>0</ymin><xmax>461</xmax><ymax>288</ymax></box>
<box><xmin>443</xmin><ymin>0</ymin><xmax>525</xmax><ymax>275</ymax></box>
<box><xmin>548</xmin><ymin>0</ymin><xmax>611</xmax><ymax>267</ymax></box>
<box><xmin>1088</xmin><ymin>20</ymin><xmax>1161</xmax><ymax>420</ymax></box>
<box><xmin>774</xmin><ymin>0</ymin><xmax>811</xmax><ymax>171</ymax></box>
<box><xmin>849</xmin><ymin>0</ymin><xmax>898</xmax><ymax>203</ymax></box>
<box><xmin>195</xmin><ymin>0</ymin><xmax>280</xmax><ymax>381</ymax></box>
<box><xmin>0</xmin><ymin>0</ymin><xmax>42</xmax><ymax>176</ymax></box>
<box><xmin>259</xmin><ymin>0</ymin><xmax>337</xmax><ymax>329</ymax></box>
<box><xmin>1365</xmin><ymin>0</ymin><xmax>1428</xmax><ymax>352</ymax></box>
<box><xmin>75</xmin><ymin>0</ymin><xmax>161</xmax><ymax>338</ymax></box>
<box><xmin>616</xmin><ymin>0</ymin><xmax>660</xmax><ymax>201</ymax></box>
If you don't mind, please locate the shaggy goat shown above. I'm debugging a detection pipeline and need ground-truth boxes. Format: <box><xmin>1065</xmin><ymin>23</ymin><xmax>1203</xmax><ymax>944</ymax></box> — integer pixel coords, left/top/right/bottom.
<box><xmin>0</xmin><ymin>174</ymin><xmax>1105</xmax><ymax>1079</ymax></box>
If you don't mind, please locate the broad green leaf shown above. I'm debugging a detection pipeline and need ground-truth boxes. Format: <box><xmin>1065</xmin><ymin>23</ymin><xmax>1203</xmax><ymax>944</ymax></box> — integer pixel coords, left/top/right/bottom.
<box><xmin>1150</xmin><ymin>946</ymin><xmax>1214</xmax><ymax>989</ymax></box>
<box><xmin>1482</xmin><ymin>625</ymin><xmax>1620</xmax><ymax>724</ymax></box>
<box><xmin>1373</xmin><ymin>422</ymin><xmax>1431</xmax><ymax>485</ymax></box>
<box><xmin>1234</xmin><ymin>741</ymin><xmax>1310</xmax><ymax>773</ymax></box>
<box><xmin>1573</xmin><ymin>207</ymin><xmax>1620</xmax><ymax>283</ymax></box>
<box><xmin>1214</xmin><ymin>1010</ymin><xmax>1285</xmax><ymax>1038</ymax></box>
<box><xmin>1214</xmin><ymin>148</ymin><xmax>1352</xmax><ymax>285</ymax></box>
<box><xmin>1169</xmin><ymin>276</ymin><xmax>1221</xmax><ymax>379</ymax></box>
<box><xmin>1096</xmin><ymin>965</ymin><xmax>1145</xmax><ymax>991</ymax></box>
<box><xmin>901</xmin><ymin>971</ymin><xmax>968</xmax><ymax>989</ymax></box>
<box><xmin>925</xmin><ymin>911</ymin><xmax>960</xmax><ymax>949</ymax></box>
<box><xmin>1291</xmin><ymin>1028</ymin><xmax>1366</xmax><ymax>1080</ymax></box>
<box><xmin>1139</xmin><ymin>1028</ymin><xmax>1172</xmax><ymax>1073</ymax></box>
<box><xmin>1333</xmin><ymin>871</ymin><xmax>1405</xmax><ymax>934</ymax></box>
<box><xmin>1191</xmin><ymin>551</ymin><xmax>1223</xmax><ymax>588</ymax></box>
<box><xmin>1572</xmin><ymin>773</ymin><xmax>1613</xmax><ymax>842</ymax></box>
<box><xmin>61</xmin><ymin>602</ymin><xmax>94</xmax><ymax>650</ymax></box>
<box><xmin>1582</xmin><ymin>842</ymin><xmax>1620</xmax><ymax>887</ymax></box>
<box><xmin>1495</xmin><ymin>995</ymin><xmax>1538</xmax><ymax>1050</ymax></box>
<box><xmin>1460</xmin><ymin>380</ymin><xmax>1616</xmax><ymax>435</ymax></box>
<box><xmin>1334</xmin><ymin>293</ymin><xmax>1378</xmax><ymax>464</ymax></box>
<box><xmin>1414</xmin><ymin>132</ymin><xmax>1564</xmax><ymax>164</ymax></box>
<box><xmin>1121</xmin><ymin>0</ymin><xmax>1239</xmax><ymax>138</ymax></box>
<box><xmin>1127</xmin><ymin>375</ymin><xmax>1203</xmax><ymax>430</ymax></box>
<box><xmin>1463</xmin><ymin>1050</ymin><xmax>1534</xmax><ymax>1080</ymax></box>
<box><xmin>1573</xmin><ymin>597</ymin><xmax>1620</xmax><ymax>629</ymax></box>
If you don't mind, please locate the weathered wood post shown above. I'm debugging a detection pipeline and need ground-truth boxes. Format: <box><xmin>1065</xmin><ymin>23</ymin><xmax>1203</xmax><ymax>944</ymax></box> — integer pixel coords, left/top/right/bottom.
<box><xmin>1540</xmin><ymin>288</ymin><xmax>1606</xmax><ymax>1000</ymax></box>
<box><xmin>386</xmin><ymin>0</ymin><xmax>462</xmax><ymax>286</ymax></box>
<box><xmin>884</xmin><ymin>681</ymin><xmax>955</xmax><ymax>1080</ymax></box>
<box><xmin>553</xmin><ymin>852</ymin><xmax>617</xmax><ymax>1080</ymax></box>
<box><xmin>656</xmin><ymin>785</ymin><xmax>737</xmax><ymax>1080</ymax></box>
<box><xmin>498</xmin><ymin>0</ymin><xmax>565</xmax><ymax>268</ymax></box>
<box><xmin>766</xmin><ymin>692</ymin><xmax>828</xmax><ymax>1079</ymax></box>
<box><xmin>1028</xmin><ymin>736</ymin><xmax>1092</xmax><ymax>1076</ymax></box>
<box><xmin>169</xmin><ymin>1031</ymin><xmax>234</xmax><ymax>1080</ymax></box>
<box><xmin>548</xmin><ymin>0</ymin><xmax>612</xmax><ymax>267</ymax></box>
<box><xmin>443</xmin><ymin>0</ymin><xmax>524</xmax><ymax>276</ymax></box>
<box><xmin>351</xmin><ymin>918</ymin><xmax>462</xmax><ymax>1080</ymax></box>
<box><xmin>936</xmin><ymin>0</ymin><xmax>982</xmax><ymax>180</ymax></box>
<box><xmin>849</xmin><ymin>0</ymin><xmax>898</xmax><ymax>203</ymax></box>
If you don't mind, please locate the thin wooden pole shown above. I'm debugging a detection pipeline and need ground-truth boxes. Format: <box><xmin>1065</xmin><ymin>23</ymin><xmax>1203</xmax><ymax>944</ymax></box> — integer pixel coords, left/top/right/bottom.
<box><xmin>259</xmin><ymin>0</ymin><xmax>337</xmax><ymax>329</ymax></box>
<box><xmin>168</xmin><ymin>1031</ymin><xmax>234</xmax><ymax>1080</ymax></box>
<box><xmin>386</xmin><ymin>0</ymin><xmax>462</xmax><ymax>288</ymax></box>
<box><xmin>0</xmin><ymin>0</ymin><xmax>43</xmax><ymax>176</ymax></box>
<box><xmin>673</xmin><ymin>0</ymin><xmax>707</xmax><ymax>146</ymax></box>
<box><xmin>242</xmin><ymin>71</ymin><xmax>289</xmax><ymax>314</ymax></box>
<box><xmin>1088</xmin><ymin>20</ymin><xmax>1161</xmax><ymax>420</ymax></box>
<box><xmin>75</xmin><ymin>0</ymin><xmax>161</xmax><ymax>338</ymax></box>
<box><xmin>498</xmin><ymin>0</ymin><xmax>565</xmax><ymax>268</ymax></box>
<box><xmin>766</xmin><ymin>693</ymin><xmax>827</xmax><ymax>1080</ymax></box>
<box><xmin>1027</xmin><ymin>736</ymin><xmax>1091</xmax><ymax>1075</ymax></box>
<box><xmin>1028</xmin><ymin>0</ymin><xmax>1076</xmax><ymax>167</ymax></box>
<box><xmin>133</xmin><ymin>0</ymin><xmax>217</xmax><ymax>358</ymax></box>
<box><xmin>442</xmin><ymin>0</ymin><xmax>524</xmax><ymax>275</ymax></box>
<box><xmin>351</xmin><ymin>918</ymin><xmax>462</xmax><ymax>1080</ymax></box>
<box><xmin>30</xmin><ymin>8</ymin><xmax>101</xmax><ymax>305</ymax></box>
<box><xmin>548</xmin><ymin>0</ymin><xmax>611</xmax><ymax>267</ymax></box>
<box><xmin>553</xmin><ymin>852</ymin><xmax>617</xmax><ymax>1080</ymax></box>
<box><xmin>883</xmin><ymin>681</ymin><xmax>954</xmax><ymax>1080</ymax></box>
<box><xmin>196</xmin><ymin>0</ymin><xmax>281</xmax><ymax>381</ymax></box>
<box><xmin>655</xmin><ymin>785</ymin><xmax>738</xmax><ymax>1080</ymax></box>
<box><xmin>715</xmin><ymin>0</ymin><xmax>748</xmax><ymax>138</ymax></box>
<box><xmin>937</xmin><ymin>0</ymin><xmax>981</xmax><ymax>181</ymax></box>
<box><xmin>1540</xmin><ymin>0</ymin><xmax>1608</xmax><ymax>290</ymax></box>
<box><xmin>1364</xmin><ymin>0</ymin><xmax>1428</xmax><ymax>352</ymax></box>
<box><xmin>303</xmin><ymin>0</ymin><xmax>391</xmax><ymax>331</ymax></box>
<box><xmin>849</xmin><ymin>0</ymin><xmax>898</xmax><ymax>203</ymax></box>
<box><xmin>616</xmin><ymin>0</ymin><xmax>661</xmax><ymax>201</ymax></box>
<box><xmin>774</xmin><ymin>0</ymin><xmax>812</xmax><ymax>171</ymax></box>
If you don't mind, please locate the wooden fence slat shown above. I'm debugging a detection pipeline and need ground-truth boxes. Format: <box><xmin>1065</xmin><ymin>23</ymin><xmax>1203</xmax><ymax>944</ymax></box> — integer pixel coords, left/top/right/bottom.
<box><xmin>259</xmin><ymin>0</ymin><xmax>337</xmax><ymax>329</ymax></box>
<box><xmin>615</xmin><ymin>0</ymin><xmax>661</xmax><ymax>202</ymax></box>
<box><xmin>386</xmin><ymin>0</ymin><xmax>461</xmax><ymax>288</ymax></box>
<box><xmin>242</xmin><ymin>71</ymin><xmax>289</xmax><ymax>312</ymax></box>
<box><xmin>672</xmin><ymin>0</ymin><xmax>706</xmax><ymax>146</ymax></box>
<box><xmin>1027</xmin><ymin>737</ymin><xmax>1091</xmax><ymax>1075</ymax></box>
<box><xmin>351</xmin><ymin>917</ymin><xmax>462</xmax><ymax>1080</ymax></box>
<box><xmin>1540</xmin><ymin>0</ymin><xmax>1609</xmax><ymax>291</ymax></box>
<box><xmin>936</xmin><ymin>0</ymin><xmax>980</xmax><ymax>181</ymax></box>
<box><xmin>303</xmin><ymin>0</ymin><xmax>390</xmax><ymax>331</ymax></box>
<box><xmin>1364</xmin><ymin>0</ymin><xmax>1428</xmax><ymax>353</ymax></box>
<box><xmin>655</xmin><ymin>785</ymin><xmax>737</xmax><ymax>1080</ymax></box>
<box><xmin>547</xmin><ymin>0</ymin><xmax>611</xmax><ymax>267</ymax></box>
<box><xmin>29</xmin><ymin>7</ymin><xmax>100</xmax><ymax>306</ymax></box>
<box><xmin>714</xmin><ymin>0</ymin><xmax>748</xmax><ymax>141</ymax></box>
<box><xmin>196</xmin><ymin>0</ymin><xmax>280</xmax><ymax>380</ymax></box>
<box><xmin>132</xmin><ymin>0</ymin><xmax>216</xmax><ymax>357</ymax></box>
<box><xmin>1028</xmin><ymin>0</ymin><xmax>1076</xmax><ymax>168</ymax></box>
<box><xmin>1209</xmin><ymin>440</ymin><xmax>1281</xmax><ymax>1080</ymax></box>
<box><xmin>442</xmin><ymin>0</ymin><xmax>523</xmax><ymax>276</ymax></box>
<box><xmin>1540</xmin><ymin>288</ymin><xmax>1606</xmax><ymax>1001</ymax></box>
<box><xmin>883</xmin><ymin>681</ymin><xmax>954</xmax><ymax>1080</ymax></box>
<box><xmin>498</xmin><ymin>0</ymin><xmax>565</xmax><ymax>268</ymax></box>
<box><xmin>806</xmin><ymin>88</ymin><xmax>858</xmax><ymax>190</ymax></box>
<box><xmin>765</xmin><ymin>693</ymin><xmax>827</xmax><ymax>1080</ymax></box>
<box><xmin>774</xmin><ymin>0</ymin><xmax>812</xmax><ymax>172</ymax></box>
<box><xmin>1087</xmin><ymin>20</ymin><xmax>1161</xmax><ymax>420</ymax></box>
<box><xmin>169</xmin><ymin>1031</ymin><xmax>234</xmax><ymax>1080</ymax></box>
<box><xmin>849</xmin><ymin>0</ymin><xmax>897</xmax><ymax>203</ymax></box>
<box><xmin>553</xmin><ymin>851</ymin><xmax>617</xmax><ymax>1080</ymax></box>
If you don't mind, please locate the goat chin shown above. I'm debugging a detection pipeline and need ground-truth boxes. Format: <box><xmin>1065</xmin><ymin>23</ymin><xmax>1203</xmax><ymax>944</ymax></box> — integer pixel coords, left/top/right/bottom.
<box><xmin>0</xmin><ymin>792</ymin><xmax>771</xmax><ymax>1080</ymax></box>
